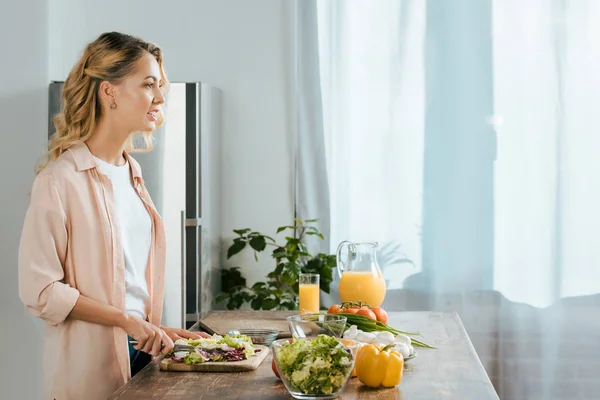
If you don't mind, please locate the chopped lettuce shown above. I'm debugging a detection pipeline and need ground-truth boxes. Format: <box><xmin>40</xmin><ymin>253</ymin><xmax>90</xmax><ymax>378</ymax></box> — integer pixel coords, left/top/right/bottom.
<box><xmin>275</xmin><ymin>335</ymin><xmax>353</xmax><ymax>396</ymax></box>
<box><xmin>170</xmin><ymin>334</ymin><xmax>255</xmax><ymax>365</ymax></box>
<box><xmin>184</xmin><ymin>352</ymin><xmax>206</xmax><ymax>365</ymax></box>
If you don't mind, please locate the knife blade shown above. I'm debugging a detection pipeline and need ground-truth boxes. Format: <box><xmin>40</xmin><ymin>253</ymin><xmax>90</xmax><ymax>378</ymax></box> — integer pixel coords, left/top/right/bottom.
<box><xmin>129</xmin><ymin>340</ymin><xmax>196</xmax><ymax>353</ymax></box>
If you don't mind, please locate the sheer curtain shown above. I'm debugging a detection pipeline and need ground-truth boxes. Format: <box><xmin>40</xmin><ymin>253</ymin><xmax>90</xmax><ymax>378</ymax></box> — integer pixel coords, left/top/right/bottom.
<box><xmin>296</xmin><ymin>0</ymin><xmax>600</xmax><ymax>398</ymax></box>
<box><xmin>317</xmin><ymin>0</ymin><xmax>426</xmax><ymax>291</ymax></box>
<box><xmin>313</xmin><ymin>0</ymin><xmax>600</xmax><ymax>307</ymax></box>
<box><xmin>492</xmin><ymin>0</ymin><xmax>600</xmax><ymax>307</ymax></box>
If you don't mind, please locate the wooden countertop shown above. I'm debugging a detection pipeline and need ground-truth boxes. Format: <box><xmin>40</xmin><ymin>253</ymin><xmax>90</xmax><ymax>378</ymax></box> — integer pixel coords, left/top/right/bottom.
<box><xmin>109</xmin><ymin>311</ymin><xmax>499</xmax><ymax>399</ymax></box>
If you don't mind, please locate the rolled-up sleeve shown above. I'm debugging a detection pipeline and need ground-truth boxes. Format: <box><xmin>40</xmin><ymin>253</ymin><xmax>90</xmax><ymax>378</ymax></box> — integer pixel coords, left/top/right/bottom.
<box><xmin>18</xmin><ymin>172</ymin><xmax>80</xmax><ymax>326</ymax></box>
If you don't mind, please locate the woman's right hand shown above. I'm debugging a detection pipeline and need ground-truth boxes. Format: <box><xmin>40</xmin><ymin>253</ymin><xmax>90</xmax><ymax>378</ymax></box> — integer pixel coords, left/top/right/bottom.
<box><xmin>120</xmin><ymin>315</ymin><xmax>174</xmax><ymax>357</ymax></box>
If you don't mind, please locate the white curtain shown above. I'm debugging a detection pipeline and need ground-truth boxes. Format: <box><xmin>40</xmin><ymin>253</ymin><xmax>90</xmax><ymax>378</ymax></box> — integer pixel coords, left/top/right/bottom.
<box><xmin>297</xmin><ymin>0</ymin><xmax>600</xmax><ymax>398</ymax></box>
<box><xmin>317</xmin><ymin>0</ymin><xmax>426</xmax><ymax>291</ymax></box>
<box><xmin>314</xmin><ymin>0</ymin><xmax>600</xmax><ymax>307</ymax></box>
<box><xmin>492</xmin><ymin>0</ymin><xmax>600</xmax><ymax>307</ymax></box>
<box><xmin>294</xmin><ymin>0</ymin><xmax>331</xmax><ymax>255</ymax></box>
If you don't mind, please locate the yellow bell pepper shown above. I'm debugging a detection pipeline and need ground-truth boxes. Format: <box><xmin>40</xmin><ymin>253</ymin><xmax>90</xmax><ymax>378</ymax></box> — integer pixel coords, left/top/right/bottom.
<box><xmin>355</xmin><ymin>344</ymin><xmax>404</xmax><ymax>388</ymax></box>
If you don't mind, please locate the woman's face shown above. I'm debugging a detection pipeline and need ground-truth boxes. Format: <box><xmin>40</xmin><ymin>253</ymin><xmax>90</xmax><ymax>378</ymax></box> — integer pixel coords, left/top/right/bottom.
<box><xmin>111</xmin><ymin>52</ymin><xmax>165</xmax><ymax>133</ymax></box>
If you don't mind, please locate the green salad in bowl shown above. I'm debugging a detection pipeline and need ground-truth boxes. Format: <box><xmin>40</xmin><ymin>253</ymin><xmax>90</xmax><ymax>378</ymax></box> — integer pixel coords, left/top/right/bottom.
<box><xmin>271</xmin><ymin>335</ymin><xmax>358</xmax><ymax>399</ymax></box>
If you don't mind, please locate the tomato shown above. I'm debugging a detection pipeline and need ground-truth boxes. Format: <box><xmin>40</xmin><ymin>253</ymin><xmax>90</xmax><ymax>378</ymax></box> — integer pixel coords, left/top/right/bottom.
<box><xmin>343</xmin><ymin>307</ymin><xmax>360</xmax><ymax>315</ymax></box>
<box><xmin>328</xmin><ymin>304</ymin><xmax>343</xmax><ymax>314</ymax></box>
<box><xmin>356</xmin><ymin>308</ymin><xmax>377</xmax><ymax>320</ymax></box>
<box><xmin>272</xmin><ymin>357</ymin><xmax>280</xmax><ymax>379</ymax></box>
<box><xmin>371</xmin><ymin>306</ymin><xmax>388</xmax><ymax>324</ymax></box>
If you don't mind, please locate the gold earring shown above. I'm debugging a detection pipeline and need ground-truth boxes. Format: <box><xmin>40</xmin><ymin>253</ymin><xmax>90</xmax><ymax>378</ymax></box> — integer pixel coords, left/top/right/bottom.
<box><xmin>110</xmin><ymin>102</ymin><xmax>117</xmax><ymax>110</ymax></box>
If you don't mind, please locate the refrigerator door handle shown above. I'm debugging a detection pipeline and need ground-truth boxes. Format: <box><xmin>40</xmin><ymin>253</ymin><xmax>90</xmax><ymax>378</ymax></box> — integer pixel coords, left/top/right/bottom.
<box><xmin>180</xmin><ymin>209</ymin><xmax>186</xmax><ymax>330</ymax></box>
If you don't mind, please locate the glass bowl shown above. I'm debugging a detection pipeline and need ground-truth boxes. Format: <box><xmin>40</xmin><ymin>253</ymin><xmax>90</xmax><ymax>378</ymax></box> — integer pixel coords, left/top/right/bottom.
<box><xmin>226</xmin><ymin>329</ymin><xmax>279</xmax><ymax>346</ymax></box>
<box><xmin>271</xmin><ymin>337</ymin><xmax>359</xmax><ymax>399</ymax></box>
<box><xmin>287</xmin><ymin>313</ymin><xmax>347</xmax><ymax>339</ymax></box>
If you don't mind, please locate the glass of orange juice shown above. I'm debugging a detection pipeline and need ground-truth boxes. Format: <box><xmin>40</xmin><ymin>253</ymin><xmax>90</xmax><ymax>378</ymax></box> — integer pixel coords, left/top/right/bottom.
<box><xmin>298</xmin><ymin>273</ymin><xmax>320</xmax><ymax>314</ymax></box>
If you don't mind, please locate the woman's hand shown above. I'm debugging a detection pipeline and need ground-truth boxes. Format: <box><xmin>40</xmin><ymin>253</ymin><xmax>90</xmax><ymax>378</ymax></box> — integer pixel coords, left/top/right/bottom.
<box><xmin>120</xmin><ymin>315</ymin><xmax>174</xmax><ymax>356</ymax></box>
<box><xmin>161</xmin><ymin>326</ymin><xmax>212</xmax><ymax>342</ymax></box>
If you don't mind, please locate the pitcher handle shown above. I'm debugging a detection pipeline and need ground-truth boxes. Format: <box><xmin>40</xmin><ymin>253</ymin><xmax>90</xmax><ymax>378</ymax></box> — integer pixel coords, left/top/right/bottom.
<box><xmin>336</xmin><ymin>240</ymin><xmax>351</xmax><ymax>278</ymax></box>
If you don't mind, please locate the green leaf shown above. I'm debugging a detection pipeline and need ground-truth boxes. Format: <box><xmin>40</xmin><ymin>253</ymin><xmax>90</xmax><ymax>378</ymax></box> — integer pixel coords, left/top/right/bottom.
<box><xmin>303</xmin><ymin>257</ymin><xmax>322</xmax><ymax>273</ymax></box>
<box><xmin>226</xmin><ymin>299</ymin><xmax>237</xmax><ymax>310</ymax></box>
<box><xmin>233</xmin><ymin>228</ymin><xmax>251</xmax><ymax>236</ymax></box>
<box><xmin>250</xmin><ymin>297</ymin><xmax>263</xmax><ymax>310</ymax></box>
<box><xmin>320</xmin><ymin>264</ymin><xmax>333</xmax><ymax>280</ymax></box>
<box><xmin>263</xmin><ymin>235</ymin><xmax>277</xmax><ymax>243</ymax></box>
<box><xmin>281</xmin><ymin>300</ymin><xmax>297</xmax><ymax>310</ymax></box>
<box><xmin>249</xmin><ymin>235</ymin><xmax>267</xmax><ymax>252</ymax></box>
<box><xmin>227</xmin><ymin>292</ymin><xmax>254</xmax><ymax>310</ymax></box>
<box><xmin>281</xmin><ymin>271</ymin><xmax>296</xmax><ymax>287</ymax></box>
<box><xmin>220</xmin><ymin>267</ymin><xmax>247</xmax><ymax>292</ymax></box>
<box><xmin>252</xmin><ymin>282</ymin><xmax>266</xmax><ymax>292</ymax></box>
<box><xmin>215</xmin><ymin>293</ymin><xmax>228</xmax><ymax>303</ymax></box>
<box><xmin>272</xmin><ymin>248</ymin><xmax>287</xmax><ymax>259</ymax></box>
<box><xmin>318</xmin><ymin>233</ymin><xmax>325</xmax><ymax>240</ymax></box>
<box><xmin>293</xmin><ymin>218</ymin><xmax>304</xmax><ymax>226</ymax></box>
<box><xmin>274</xmin><ymin>263</ymin><xmax>284</xmax><ymax>276</ymax></box>
<box><xmin>289</xmin><ymin>261</ymin><xmax>301</xmax><ymax>275</ymax></box>
<box><xmin>227</xmin><ymin>240</ymin><xmax>246</xmax><ymax>259</ymax></box>
<box><xmin>305</xmin><ymin>218</ymin><xmax>319</xmax><ymax>223</ymax></box>
<box><xmin>277</xmin><ymin>226</ymin><xmax>293</xmax><ymax>233</ymax></box>
<box><xmin>262</xmin><ymin>298</ymin><xmax>278</xmax><ymax>310</ymax></box>
<box><xmin>281</xmin><ymin>262</ymin><xmax>301</xmax><ymax>288</ymax></box>
<box><xmin>285</xmin><ymin>238</ymin><xmax>301</xmax><ymax>259</ymax></box>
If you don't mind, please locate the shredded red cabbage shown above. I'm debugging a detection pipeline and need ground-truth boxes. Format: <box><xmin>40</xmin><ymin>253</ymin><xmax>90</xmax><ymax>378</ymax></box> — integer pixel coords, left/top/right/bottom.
<box><xmin>171</xmin><ymin>355</ymin><xmax>185</xmax><ymax>363</ymax></box>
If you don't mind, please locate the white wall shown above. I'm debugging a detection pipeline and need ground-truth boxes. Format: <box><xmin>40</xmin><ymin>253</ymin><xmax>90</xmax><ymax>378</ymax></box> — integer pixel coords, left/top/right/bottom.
<box><xmin>0</xmin><ymin>2</ymin><xmax>48</xmax><ymax>399</ymax></box>
<box><xmin>1</xmin><ymin>0</ymin><xmax>293</xmax><ymax>397</ymax></box>
<box><xmin>49</xmin><ymin>0</ymin><xmax>295</xmax><ymax>284</ymax></box>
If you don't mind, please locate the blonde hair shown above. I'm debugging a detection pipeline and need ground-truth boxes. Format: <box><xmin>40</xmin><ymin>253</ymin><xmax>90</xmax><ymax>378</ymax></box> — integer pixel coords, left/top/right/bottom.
<box><xmin>38</xmin><ymin>32</ymin><xmax>169</xmax><ymax>173</ymax></box>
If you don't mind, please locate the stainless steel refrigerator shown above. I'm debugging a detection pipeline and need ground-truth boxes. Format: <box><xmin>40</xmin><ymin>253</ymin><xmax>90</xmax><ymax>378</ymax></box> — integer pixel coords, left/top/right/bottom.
<box><xmin>48</xmin><ymin>81</ymin><xmax>222</xmax><ymax>329</ymax></box>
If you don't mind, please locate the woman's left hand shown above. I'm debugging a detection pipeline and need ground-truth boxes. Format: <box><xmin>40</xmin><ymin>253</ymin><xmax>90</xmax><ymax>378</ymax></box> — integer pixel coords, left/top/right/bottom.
<box><xmin>161</xmin><ymin>326</ymin><xmax>212</xmax><ymax>341</ymax></box>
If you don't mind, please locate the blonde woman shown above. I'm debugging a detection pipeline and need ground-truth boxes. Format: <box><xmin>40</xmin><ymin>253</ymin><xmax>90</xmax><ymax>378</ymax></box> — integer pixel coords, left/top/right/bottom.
<box><xmin>18</xmin><ymin>32</ymin><xmax>209</xmax><ymax>400</ymax></box>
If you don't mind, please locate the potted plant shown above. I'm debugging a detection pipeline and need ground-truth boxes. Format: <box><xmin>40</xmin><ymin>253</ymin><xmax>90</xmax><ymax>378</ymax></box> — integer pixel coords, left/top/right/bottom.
<box><xmin>216</xmin><ymin>218</ymin><xmax>336</xmax><ymax>310</ymax></box>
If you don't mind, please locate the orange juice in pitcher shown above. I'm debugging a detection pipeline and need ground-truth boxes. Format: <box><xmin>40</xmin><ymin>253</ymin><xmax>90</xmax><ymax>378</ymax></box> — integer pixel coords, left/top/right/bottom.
<box><xmin>338</xmin><ymin>271</ymin><xmax>386</xmax><ymax>307</ymax></box>
<box><xmin>336</xmin><ymin>241</ymin><xmax>387</xmax><ymax>307</ymax></box>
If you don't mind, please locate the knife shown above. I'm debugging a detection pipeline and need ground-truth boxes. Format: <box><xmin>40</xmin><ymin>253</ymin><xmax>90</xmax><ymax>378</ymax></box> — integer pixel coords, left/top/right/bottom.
<box><xmin>129</xmin><ymin>340</ymin><xmax>196</xmax><ymax>353</ymax></box>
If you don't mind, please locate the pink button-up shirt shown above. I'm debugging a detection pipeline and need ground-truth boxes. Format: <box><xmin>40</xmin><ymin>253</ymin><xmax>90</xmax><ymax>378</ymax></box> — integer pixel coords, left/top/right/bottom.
<box><xmin>18</xmin><ymin>143</ymin><xmax>166</xmax><ymax>400</ymax></box>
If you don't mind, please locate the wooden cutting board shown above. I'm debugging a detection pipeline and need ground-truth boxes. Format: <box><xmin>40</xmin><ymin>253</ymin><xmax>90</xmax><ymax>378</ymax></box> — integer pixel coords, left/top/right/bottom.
<box><xmin>159</xmin><ymin>345</ymin><xmax>269</xmax><ymax>372</ymax></box>
<box><xmin>197</xmin><ymin>310</ymin><xmax>295</xmax><ymax>338</ymax></box>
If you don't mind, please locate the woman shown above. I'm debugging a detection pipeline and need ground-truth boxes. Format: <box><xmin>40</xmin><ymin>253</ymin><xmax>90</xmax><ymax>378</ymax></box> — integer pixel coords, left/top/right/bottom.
<box><xmin>18</xmin><ymin>32</ymin><xmax>209</xmax><ymax>400</ymax></box>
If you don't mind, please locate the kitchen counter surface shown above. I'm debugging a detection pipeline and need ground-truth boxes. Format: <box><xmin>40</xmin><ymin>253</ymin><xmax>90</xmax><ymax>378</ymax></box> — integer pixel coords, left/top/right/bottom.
<box><xmin>109</xmin><ymin>311</ymin><xmax>498</xmax><ymax>399</ymax></box>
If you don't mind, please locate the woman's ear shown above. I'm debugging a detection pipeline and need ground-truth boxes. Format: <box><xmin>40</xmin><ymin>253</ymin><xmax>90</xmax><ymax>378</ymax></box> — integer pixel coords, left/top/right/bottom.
<box><xmin>98</xmin><ymin>80</ymin><xmax>116</xmax><ymax>109</ymax></box>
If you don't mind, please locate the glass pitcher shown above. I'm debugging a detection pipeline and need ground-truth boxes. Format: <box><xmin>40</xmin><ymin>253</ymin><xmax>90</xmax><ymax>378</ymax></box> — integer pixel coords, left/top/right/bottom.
<box><xmin>336</xmin><ymin>241</ymin><xmax>387</xmax><ymax>307</ymax></box>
